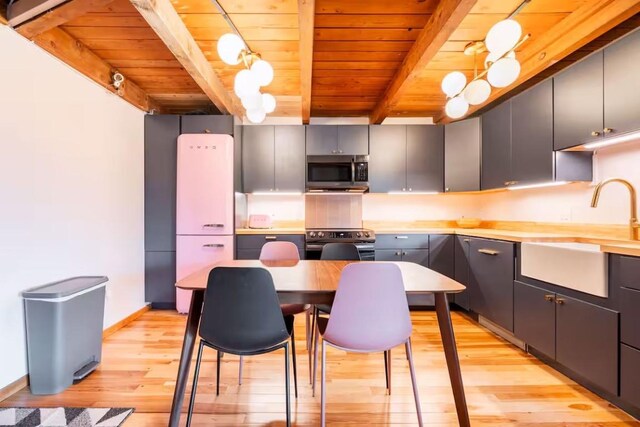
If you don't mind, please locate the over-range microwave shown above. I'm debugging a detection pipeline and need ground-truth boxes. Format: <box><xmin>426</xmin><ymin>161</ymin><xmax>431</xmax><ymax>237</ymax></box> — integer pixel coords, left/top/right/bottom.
<box><xmin>306</xmin><ymin>155</ymin><xmax>369</xmax><ymax>192</ymax></box>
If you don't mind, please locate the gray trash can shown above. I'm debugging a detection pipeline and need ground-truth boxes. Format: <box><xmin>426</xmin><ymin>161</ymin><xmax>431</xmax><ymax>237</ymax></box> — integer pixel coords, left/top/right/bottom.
<box><xmin>22</xmin><ymin>276</ymin><xmax>108</xmax><ymax>395</ymax></box>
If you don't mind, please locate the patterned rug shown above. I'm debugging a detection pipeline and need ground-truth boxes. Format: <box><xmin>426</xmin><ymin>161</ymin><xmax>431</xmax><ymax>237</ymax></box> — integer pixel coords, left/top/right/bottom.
<box><xmin>0</xmin><ymin>407</ymin><xmax>133</xmax><ymax>427</ymax></box>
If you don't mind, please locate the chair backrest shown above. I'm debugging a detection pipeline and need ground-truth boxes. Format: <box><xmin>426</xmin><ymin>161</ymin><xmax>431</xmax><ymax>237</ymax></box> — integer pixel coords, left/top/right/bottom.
<box><xmin>324</xmin><ymin>263</ymin><xmax>412</xmax><ymax>352</ymax></box>
<box><xmin>320</xmin><ymin>243</ymin><xmax>361</xmax><ymax>261</ymax></box>
<box><xmin>199</xmin><ymin>267</ymin><xmax>289</xmax><ymax>353</ymax></box>
<box><xmin>259</xmin><ymin>241</ymin><xmax>301</xmax><ymax>261</ymax></box>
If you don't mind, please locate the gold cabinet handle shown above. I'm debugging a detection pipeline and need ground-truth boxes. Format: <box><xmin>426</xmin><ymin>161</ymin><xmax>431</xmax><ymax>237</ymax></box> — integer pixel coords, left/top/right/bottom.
<box><xmin>478</xmin><ymin>249</ymin><xmax>499</xmax><ymax>256</ymax></box>
<box><xmin>591</xmin><ymin>131</ymin><xmax>601</xmax><ymax>137</ymax></box>
<box><xmin>555</xmin><ymin>298</ymin><xmax>565</xmax><ymax>305</ymax></box>
<box><xmin>463</xmin><ymin>238</ymin><xmax>470</xmax><ymax>243</ymax></box>
<box><xmin>395</xmin><ymin>251</ymin><xmax>401</xmax><ymax>256</ymax></box>
<box><xmin>544</xmin><ymin>294</ymin><xmax>554</xmax><ymax>302</ymax></box>
<box><xmin>604</xmin><ymin>128</ymin><xmax>614</xmax><ymax>134</ymax></box>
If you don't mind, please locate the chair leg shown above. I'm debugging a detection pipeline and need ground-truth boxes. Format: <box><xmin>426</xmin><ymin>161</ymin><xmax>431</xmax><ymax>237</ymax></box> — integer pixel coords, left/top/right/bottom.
<box><xmin>309</xmin><ymin>307</ymin><xmax>317</xmax><ymax>384</ymax></box>
<box><xmin>186</xmin><ymin>341</ymin><xmax>204</xmax><ymax>427</ymax></box>
<box><xmin>216</xmin><ymin>350</ymin><xmax>221</xmax><ymax>396</ymax></box>
<box><xmin>305</xmin><ymin>308</ymin><xmax>312</xmax><ymax>350</ymax></box>
<box><xmin>321</xmin><ymin>340</ymin><xmax>327</xmax><ymax>427</ymax></box>
<box><xmin>284</xmin><ymin>342</ymin><xmax>291</xmax><ymax>427</ymax></box>
<box><xmin>406</xmin><ymin>339</ymin><xmax>423</xmax><ymax>427</ymax></box>
<box><xmin>386</xmin><ymin>349</ymin><xmax>392</xmax><ymax>395</ymax></box>
<box><xmin>290</xmin><ymin>322</ymin><xmax>298</xmax><ymax>399</ymax></box>
<box><xmin>312</xmin><ymin>318</ymin><xmax>320</xmax><ymax>397</ymax></box>
<box><xmin>238</xmin><ymin>356</ymin><xmax>243</xmax><ymax>386</ymax></box>
<box><xmin>384</xmin><ymin>350</ymin><xmax>389</xmax><ymax>391</ymax></box>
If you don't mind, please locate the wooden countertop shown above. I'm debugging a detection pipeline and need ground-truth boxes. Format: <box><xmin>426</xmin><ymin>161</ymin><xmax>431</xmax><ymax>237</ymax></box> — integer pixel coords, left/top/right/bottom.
<box><xmin>236</xmin><ymin>228</ymin><xmax>305</xmax><ymax>235</ymax></box>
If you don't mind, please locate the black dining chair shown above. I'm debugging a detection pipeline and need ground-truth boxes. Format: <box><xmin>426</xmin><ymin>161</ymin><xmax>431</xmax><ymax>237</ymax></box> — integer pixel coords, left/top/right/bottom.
<box><xmin>186</xmin><ymin>267</ymin><xmax>294</xmax><ymax>427</ymax></box>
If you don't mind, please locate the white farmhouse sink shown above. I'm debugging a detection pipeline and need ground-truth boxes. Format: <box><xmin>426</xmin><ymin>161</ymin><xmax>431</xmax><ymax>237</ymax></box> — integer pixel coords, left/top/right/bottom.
<box><xmin>521</xmin><ymin>242</ymin><xmax>608</xmax><ymax>298</ymax></box>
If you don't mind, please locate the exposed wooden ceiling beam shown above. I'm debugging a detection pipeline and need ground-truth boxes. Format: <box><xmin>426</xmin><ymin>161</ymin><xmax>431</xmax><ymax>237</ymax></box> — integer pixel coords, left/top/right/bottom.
<box><xmin>130</xmin><ymin>0</ymin><xmax>242</xmax><ymax>117</ymax></box>
<box><xmin>298</xmin><ymin>0</ymin><xmax>315</xmax><ymax>124</ymax></box>
<box><xmin>33</xmin><ymin>27</ymin><xmax>162</xmax><ymax>112</ymax></box>
<box><xmin>15</xmin><ymin>0</ymin><xmax>115</xmax><ymax>39</ymax></box>
<box><xmin>437</xmin><ymin>0</ymin><xmax>640</xmax><ymax>123</ymax></box>
<box><xmin>1</xmin><ymin>1</ymin><xmax>8</xmax><ymax>25</ymax></box>
<box><xmin>369</xmin><ymin>0</ymin><xmax>477</xmax><ymax>124</ymax></box>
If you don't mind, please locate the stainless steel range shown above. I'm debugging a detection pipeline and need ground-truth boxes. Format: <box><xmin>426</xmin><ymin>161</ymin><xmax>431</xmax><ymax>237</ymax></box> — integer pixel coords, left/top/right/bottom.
<box><xmin>305</xmin><ymin>229</ymin><xmax>376</xmax><ymax>261</ymax></box>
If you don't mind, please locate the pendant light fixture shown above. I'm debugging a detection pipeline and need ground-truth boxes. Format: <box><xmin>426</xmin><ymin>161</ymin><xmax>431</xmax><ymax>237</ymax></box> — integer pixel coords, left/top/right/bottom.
<box><xmin>442</xmin><ymin>0</ymin><xmax>532</xmax><ymax>119</ymax></box>
<box><xmin>213</xmin><ymin>0</ymin><xmax>276</xmax><ymax>123</ymax></box>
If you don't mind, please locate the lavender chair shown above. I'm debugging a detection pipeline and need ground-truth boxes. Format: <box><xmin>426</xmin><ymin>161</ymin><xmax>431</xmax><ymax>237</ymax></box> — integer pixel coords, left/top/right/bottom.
<box><xmin>313</xmin><ymin>263</ymin><xmax>423</xmax><ymax>426</ymax></box>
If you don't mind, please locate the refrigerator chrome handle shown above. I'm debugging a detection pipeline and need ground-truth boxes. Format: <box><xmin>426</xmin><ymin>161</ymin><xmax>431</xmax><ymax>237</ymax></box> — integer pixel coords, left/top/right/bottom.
<box><xmin>395</xmin><ymin>236</ymin><xmax>409</xmax><ymax>239</ymax></box>
<box><xmin>203</xmin><ymin>223</ymin><xmax>224</xmax><ymax>228</ymax></box>
<box><xmin>202</xmin><ymin>244</ymin><xmax>225</xmax><ymax>248</ymax></box>
<box><xmin>478</xmin><ymin>249</ymin><xmax>499</xmax><ymax>256</ymax></box>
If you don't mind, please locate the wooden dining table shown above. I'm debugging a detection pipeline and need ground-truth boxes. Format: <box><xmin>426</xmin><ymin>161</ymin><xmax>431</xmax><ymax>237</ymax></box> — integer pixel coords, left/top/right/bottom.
<box><xmin>171</xmin><ymin>259</ymin><xmax>470</xmax><ymax>427</ymax></box>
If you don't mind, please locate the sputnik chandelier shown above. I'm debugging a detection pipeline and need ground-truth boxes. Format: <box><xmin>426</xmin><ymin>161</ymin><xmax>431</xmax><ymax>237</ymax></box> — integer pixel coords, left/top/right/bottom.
<box><xmin>213</xmin><ymin>0</ymin><xmax>276</xmax><ymax>123</ymax></box>
<box><xmin>442</xmin><ymin>0</ymin><xmax>532</xmax><ymax>119</ymax></box>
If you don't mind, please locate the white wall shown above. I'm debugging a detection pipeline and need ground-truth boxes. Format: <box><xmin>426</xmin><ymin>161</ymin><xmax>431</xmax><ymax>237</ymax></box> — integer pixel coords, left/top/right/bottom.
<box><xmin>0</xmin><ymin>27</ymin><xmax>146</xmax><ymax>389</ymax></box>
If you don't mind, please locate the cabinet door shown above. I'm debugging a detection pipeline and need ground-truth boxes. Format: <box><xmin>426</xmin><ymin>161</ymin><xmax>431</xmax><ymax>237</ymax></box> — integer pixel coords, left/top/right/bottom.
<box><xmin>375</xmin><ymin>233</ymin><xmax>429</xmax><ymax>250</ymax></box>
<box><xmin>513</xmin><ymin>282</ymin><xmax>556</xmax><ymax>358</ymax></box>
<box><xmin>444</xmin><ymin>118</ymin><xmax>480</xmax><ymax>192</ymax></box>
<box><xmin>306</xmin><ymin>125</ymin><xmax>338</xmax><ymax>155</ymax></box>
<box><xmin>236</xmin><ymin>249</ymin><xmax>262</xmax><ymax>260</ymax></box>
<box><xmin>621</xmin><ymin>344</ymin><xmax>640</xmax><ymax>409</ymax></box>
<box><xmin>406</xmin><ymin>125</ymin><xmax>444</xmax><ymax>192</ymax></box>
<box><xmin>454</xmin><ymin>236</ymin><xmax>471</xmax><ymax>310</ymax></box>
<box><xmin>369</xmin><ymin>125</ymin><xmax>407</xmax><ymax>193</ymax></box>
<box><xmin>469</xmin><ymin>238</ymin><xmax>515</xmax><ymax>331</ymax></box>
<box><xmin>511</xmin><ymin>80</ymin><xmax>553</xmax><ymax>185</ymax></box>
<box><xmin>429</xmin><ymin>235</ymin><xmax>454</xmax><ymax>278</ymax></box>
<box><xmin>274</xmin><ymin>126</ymin><xmax>305</xmax><ymax>192</ymax></box>
<box><xmin>481</xmin><ymin>101</ymin><xmax>511</xmax><ymax>190</ymax></box>
<box><xmin>242</xmin><ymin>125</ymin><xmax>275</xmax><ymax>192</ymax></box>
<box><xmin>338</xmin><ymin>125</ymin><xmax>369</xmax><ymax>155</ymax></box>
<box><xmin>553</xmin><ymin>52</ymin><xmax>604</xmax><ymax>150</ymax></box>
<box><xmin>555</xmin><ymin>294</ymin><xmax>618</xmax><ymax>395</ymax></box>
<box><xmin>145</xmin><ymin>251</ymin><xmax>176</xmax><ymax>307</ymax></box>
<box><xmin>181</xmin><ymin>115</ymin><xmax>234</xmax><ymax>135</ymax></box>
<box><xmin>605</xmin><ymin>29</ymin><xmax>640</xmax><ymax>137</ymax></box>
<box><xmin>375</xmin><ymin>249</ymin><xmax>402</xmax><ymax>262</ymax></box>
<box><xmin>402</xmin><ymin>249</ymin><xmax>430</xmax><ymax>267</ymax></box>
<box><xmin>144</xmin><ymin>115</ymin><xmax>179</xmax><ymax>251</ymax></box>
<box><xmin>620</xmin><ymin>287</ymin><xmax>640</xmax><ymax>349</ymax></box>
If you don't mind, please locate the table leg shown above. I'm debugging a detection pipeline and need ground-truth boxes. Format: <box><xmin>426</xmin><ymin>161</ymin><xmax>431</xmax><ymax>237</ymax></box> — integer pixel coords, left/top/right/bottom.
<box><xmin>169</xmin><ymin>289</ymin><xmax>205</xmax><ymax>427</ymax></box>
<box><xmin>434</xmin><ymin>293</ymin><xmax>470</xmax><ymax>427</ymax></box>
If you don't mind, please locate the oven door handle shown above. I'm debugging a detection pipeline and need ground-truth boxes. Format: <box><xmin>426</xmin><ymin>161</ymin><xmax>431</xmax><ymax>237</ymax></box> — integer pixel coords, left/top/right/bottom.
<box><xmin>351</xmin><ymin>159</ymin><xmax>356</xmax><ymax>183</ymax></box>
<box><xmin>305</xmin><ymin>244</ymin><xmax>325</xmax><ymax>251</ymax></box>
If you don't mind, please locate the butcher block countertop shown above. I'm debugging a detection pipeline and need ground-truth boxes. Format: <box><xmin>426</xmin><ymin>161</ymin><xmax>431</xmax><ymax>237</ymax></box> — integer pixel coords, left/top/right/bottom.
<box><xmin>236</xmin><ymin>228</ymin><xmax>306</xmax><ymax>235</ymax></box>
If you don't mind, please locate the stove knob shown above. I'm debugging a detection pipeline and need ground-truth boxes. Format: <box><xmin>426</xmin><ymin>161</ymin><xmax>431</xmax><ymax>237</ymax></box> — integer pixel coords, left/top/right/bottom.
<box><xmin>356</xmin><ymin>232</ymin><xmax>363</xmax><ymax>238</ymax></box>
<box><xmin>318</xmin><ymin>231</ymin><xmax>325</xmax><ymax>238</ymax></box>
<box><xmin>364</xmin><ymin>232</ymin><xmax>371</xmax><ymax>238</ymax></box>
<box><xmin>309</xmin><ymin>231</ymin><xmax>316</xmax><ymax>238</ymax></box>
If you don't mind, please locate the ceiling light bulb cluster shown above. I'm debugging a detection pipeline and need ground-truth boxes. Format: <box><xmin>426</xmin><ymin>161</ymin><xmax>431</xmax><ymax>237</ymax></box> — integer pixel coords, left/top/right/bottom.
<box><xmin>217</xmin><ymin>33</ymin><xmax>277</xmax><ymax>123</ymax></box>
<box><xmin>442</xmin><ymin>18</ymin><xmax>529</xmax><ymax>119</ymax></box>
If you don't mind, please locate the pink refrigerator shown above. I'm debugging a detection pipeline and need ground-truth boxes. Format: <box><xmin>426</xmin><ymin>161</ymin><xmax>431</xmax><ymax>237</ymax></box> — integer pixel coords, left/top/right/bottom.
<box><xmin>176</xmin><ymin>133</ymin><xmax>235</xmax><ymax>313</ymax></box>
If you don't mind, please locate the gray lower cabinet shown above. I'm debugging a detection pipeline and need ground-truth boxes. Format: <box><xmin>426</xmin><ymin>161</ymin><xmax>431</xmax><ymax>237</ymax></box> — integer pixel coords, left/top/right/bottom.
<box><xmin>481</xmin><ymin>101</ymin><xmax>511</xmax><ymax>190</ymax></box>
<box><xmin>453</xmin><ymin>236</ymin><xmax>471</xmax><ymax>310</ymax></box>
<box><xmin>444</xmin><ymin>118</ymin><xmax>480</xmax><ymax>192</ymax></box>
<box><xmin>401</xmin><ymin>249</ymin><xmax>430</xmax><ymax>267</ymax></box>
<box><xmin>514</xmin><ymin>282</ymin><xmax>556</xmax><ymax>358</ymax></box>
<box><xmin>428</xmin><ymin>235</ymin><xmax>454</xmax><ymax>278</ymax></box>
<box><xmin>374</xmin><ymin>234</ymin><xmax>430</xmax><ymax>268</ymax></box>
<box><xmin>620</xmin><ymin>287</ymin><xmax>640</xmax><ymax>349</ymax></box>
<box><xmin>469</xmin><ymin>238</ymin><xmax>515</xmax><ymax>331</ymax></box>
<box><xmin>243</xmin><ymin>126</ymin><xmax>305</xmax><ymax>193</ymax></box>
<box><xmin>621</xmin><ymin>344</ymin><xmax>640</xmax><ymax>409</ymax></box>
<box><xmin>181</xmin><ymin>115</ymin><xmax>234</xmax><ymax>135</ymax></box>
<box><xmin>369</xmin><ymin>125</ymin><xmax>406</xmax><ymax>193</ymax></box>
<box><xmin>555</xmin><ymin>295</ymin><xmax>618</xmax><ymax>395</ymax></box>
<box><xmin>145</xmin><ymin>251</ymin><xmax>176</xmax><ymax>308</ymax></box>
<box><xmin>553</xmin><ymin>52</ymin><xmax>604</xmax><ymax>150</ymax></box>
<box><xmin>236</xmin><ymin>234</ymin><xmax>305</xmax><ymax>260</ymax></box>
<box><xmin>374</xmin><ymin>249</ymin><xmax>402</xmax><ymax>262</ymax></box>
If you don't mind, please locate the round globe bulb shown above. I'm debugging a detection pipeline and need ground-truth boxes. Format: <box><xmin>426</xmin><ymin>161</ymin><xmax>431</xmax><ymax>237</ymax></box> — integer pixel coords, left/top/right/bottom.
<box><xmin>463</xmin><ymin>79</ymin><xmax>491</xmax><ymax>105</ymax></box>
<box><xmin>250</xmin><ymin>59</ymin><xmax>274</xmax><ymax>87</ymax></box>
<box><xmin>217</xmin><ymin>33</ymin><xmax>244</xmax><ymax>65</ymax></box>
<box><xmin>441</xmin><ymin>71</ymin><xmax>467</xmax><ymax>97</ymax></box>
<box><xmin>487</xmin><ymin>57</ymin><xmax>521</xmax><ymax>88</ymax></box>
<box><xmin>234</xmin><ymin>69</ymin><xmax>259</xmax><ymax>98</ymax></box>
<box><xmin>262</xmin><ymin>93</ymin><xmax>276</xmax><ymax>113</ymax></box>
<box><xmin>445</xmin><ymin>96</ymin><xmax>469</xmax><ymax>119</ymax></box>
<box><xmin>247</xmin><ymin>107</ymin><xmax>266</xmax><ymax>124</ymax></box>
<box><xmin>485</xmin><ymin>19</ymin><xmax>522</xmax><ymax>57</ymax></box>
<box><xmin>484</xmin><ymin>50</ymin><xmax>515</xmax><ymax>68</ymax></box>
<box><xmin>241</xmin><ymin>92</ymin><xmax>263</xmax><ymax>110</ymax></box>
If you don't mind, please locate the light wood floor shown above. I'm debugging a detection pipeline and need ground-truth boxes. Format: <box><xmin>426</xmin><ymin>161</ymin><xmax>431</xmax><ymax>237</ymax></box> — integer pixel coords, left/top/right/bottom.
<box><xmin>2</xmin><ymin>310</ymin><xmax>638</xmax><ymax>426</ymax></box>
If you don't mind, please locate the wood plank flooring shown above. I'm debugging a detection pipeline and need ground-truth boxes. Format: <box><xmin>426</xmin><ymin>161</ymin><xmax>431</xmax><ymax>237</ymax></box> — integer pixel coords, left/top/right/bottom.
<box><xmin>2</xmin><ymin>310</ymin><xmax>638</xmax><ymax>426</ymax></box>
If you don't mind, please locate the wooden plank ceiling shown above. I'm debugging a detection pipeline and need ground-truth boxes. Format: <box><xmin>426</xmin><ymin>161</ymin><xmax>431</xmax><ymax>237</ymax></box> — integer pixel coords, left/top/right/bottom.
<box><xmin>9</xmin><ymin>0</ymin><xmax>640</xmax><ymax>119</ymax></box>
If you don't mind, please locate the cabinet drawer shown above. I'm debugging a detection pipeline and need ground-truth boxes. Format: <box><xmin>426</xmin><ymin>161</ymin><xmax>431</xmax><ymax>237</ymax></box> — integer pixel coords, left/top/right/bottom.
<box><xmin>619</xmin><ymin>256</ymin><xmax>640</xmax><ymax>291</ymax></box>
<box><xmin>375</xmin><ymin>234</ymin><xmax>429</xmax><ymax>249</ymax></box>
<box><xmin>236</xmin><ymin>234</ymin><xmax>304</xmax><ymax>249</ymax></box>
<box><xmin>621</xmin><ymin>344</ymin><xmax>640</xmax><ymax>409</ymax></box>
<box><xmin>621</xmin><ymin>287</ymin><xmax>640</xmax><ymax>349</ymax></box>
<box><xmin>375</xmin><ymin>249</ymin><xmax>403</xmax><ymax>262</ymax></box>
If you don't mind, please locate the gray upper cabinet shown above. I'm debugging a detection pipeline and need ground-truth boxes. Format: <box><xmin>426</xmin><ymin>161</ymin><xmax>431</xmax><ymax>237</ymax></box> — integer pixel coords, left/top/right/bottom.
<box><xmin>338</xmin><ymin>125</ymin><xmax>369</xmax><ymax>155</ymax></box>
<box><xmin>369</xmin><ymin>125</ymin><xmax>407</xmax><ymax>193</ymax></box>
<box><xmin>444</xmin><ymin>118</ymin><xmax>480</xmax><ymax>192</ymax></box>
<box><xmin>553</xmin><ymin>52</ymin><xmax>604</xmax><ymax>150</ymax></box>
<box><xmin>243</xmin><ymin>125</ymin><xmax>305</xmax><ymax>193</ymax></box>
<box><xmin>406</xmin><ymin>125</ymin><xmax>444</xmax><ymax>192</ymax></box>
<box><xmin>604</xmin><ymin>28</ymin><xmax>640</xmax><ymax>137</ymax></box>
<box><xmin>274</xmin><ymin>126</ymin><xmax>305</xmax><ymax>192</ymax></box>
<box><xmin>511</xmin><ymin>79</ymin><xmax>554</xmax><ymax>185</ymax></box>
<box><xmin>481</xmin><ymin>101</ymin><xmax>511</xmax><ymax>190</ymax></box>
<box><xmin>306</xmin><ymin>125</ymin><xmax>338</xmax><ymax>155</ymax></box>
<box><xmin>242</xmin><ymin>126</ymin><xmax>275</xmax><ymax>193</ymax></box>
<box><xmin>145</xmin><ymin>115</ymin><xmax>179</xmax><ymax>252</ymax></box>
<box><xmin>181</xmin><ymin>115</ymin><xmax>234</xmax><ymax>135</ymax></box>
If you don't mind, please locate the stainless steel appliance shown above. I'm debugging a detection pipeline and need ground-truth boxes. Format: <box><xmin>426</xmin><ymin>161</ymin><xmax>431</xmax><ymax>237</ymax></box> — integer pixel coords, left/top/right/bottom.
<box><xmin>305</xmin><ymin>228</ymin><xmax>376</xmax><ymax>261</ymax></box>
<box><xmin>306</xmin><ymin>155</ymin><xmax>369</xmax><ymax>192</ymax></box>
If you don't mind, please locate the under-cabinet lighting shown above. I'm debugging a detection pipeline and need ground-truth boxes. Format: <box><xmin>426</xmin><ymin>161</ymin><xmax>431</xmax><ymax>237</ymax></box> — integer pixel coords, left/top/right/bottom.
<box><xmin>251</xmin><ymin>191</ymin><xmax>302</xmax><ymax>196</ymax></box>
<box><xmin>507</xmin><ymin>181</ymin><xmax>568</xmax><ymax>191</ymax></box>
<box><xmin>582</xmin><ymin>130</ymin><xmax>640</xmax><ymax>150</ymax></box>
<box><xmin>388</xmin><ymin>191</ymin><xmax>439</xmax><ymax>195</ymax></box>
